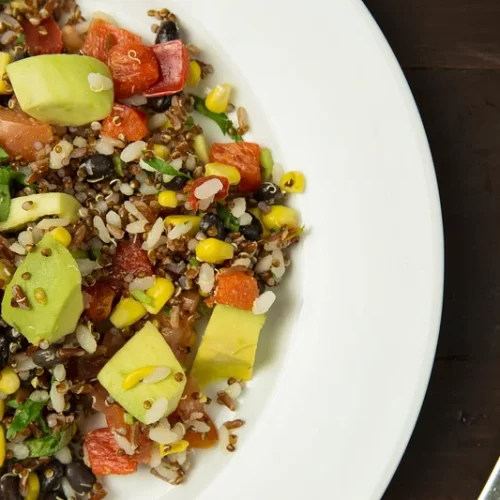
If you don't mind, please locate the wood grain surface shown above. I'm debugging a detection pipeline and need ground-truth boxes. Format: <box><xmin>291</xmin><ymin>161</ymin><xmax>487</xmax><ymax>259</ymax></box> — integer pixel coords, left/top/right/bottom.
<box><xmin>361</xmin><ymin>1</ymin><xmax>500</xmax><ymax>499</ymax></box>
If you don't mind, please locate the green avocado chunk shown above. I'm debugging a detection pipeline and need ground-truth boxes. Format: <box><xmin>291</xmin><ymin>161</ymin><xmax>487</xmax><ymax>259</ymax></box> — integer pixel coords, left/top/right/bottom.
<box><xmin>191</xmin><ymin>305</ymin><xmax>267</xmax><ymax>387</ymax></box>
<box><xmin>7</xmin><ymin>54</ymin><xmax>114</xmax><ymax>126</ymax></box>
<box><xmin>98</xmin><ymin>322</ymin><xmax>187</xmax><ymax>424</ymax></box>
<box><xmin>0</xmin><ymin>193</ymin><xmax>81</xmax><ymax>232</ymax></box>
<box><xmin>2</xmin><ymin>234</ymin><xmax>83</xmax><ymax>345</ymax></box>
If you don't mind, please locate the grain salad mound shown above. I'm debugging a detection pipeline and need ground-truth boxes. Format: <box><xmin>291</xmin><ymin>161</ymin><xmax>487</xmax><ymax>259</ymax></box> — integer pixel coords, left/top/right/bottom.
<box><xmin>0</xmin><ymin>1</ymin><xmax>304</xmax><ymax>498</ymax></box>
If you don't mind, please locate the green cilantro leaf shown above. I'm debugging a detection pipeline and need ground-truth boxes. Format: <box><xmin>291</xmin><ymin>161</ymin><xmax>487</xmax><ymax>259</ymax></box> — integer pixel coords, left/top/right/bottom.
<box><xmin>24</xmin><ymin>424</ymin><xmax>76</xmax><ymax>458</ymax></box>
<box><xmin>0</xmin><ymin>147</ymin><xmax>9</xmax><ymax>163</ymax></box>
<box><xmin>7</xmin><ymin>399</ymin><xmax>47</xmax><ymax>439</ymax></box>
<box><xmin>216</xmin><ymin>203</ymin><xmax>240</xmax><ymax>232</ymax></box>
<box><xmin>143</xmin><ymin>157</ymin><xmax>191</xmax><ymax>179</ymax></box>
<box><xmin>191</xmin><ymin>95</ymin><xmax>243</xmax><ymax>142</ymax></box>
<box><xmin>16</xmin><ymin>33</ymin><xmax>25</xmax><ymax>45</ymax></box>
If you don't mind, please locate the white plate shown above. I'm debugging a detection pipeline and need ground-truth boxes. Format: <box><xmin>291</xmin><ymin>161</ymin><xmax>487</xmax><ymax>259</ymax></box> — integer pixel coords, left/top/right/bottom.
<box><xmin>82</xmin><ymin>1</ymin><xmax>444</xmax><ymax>498</ymax></box>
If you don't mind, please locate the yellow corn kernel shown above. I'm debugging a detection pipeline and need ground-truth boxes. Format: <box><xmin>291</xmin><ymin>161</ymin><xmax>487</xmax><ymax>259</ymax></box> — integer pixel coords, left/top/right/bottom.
<box><xmin>160</xmin><ymin>119</ymin><xmax>173</xmax><ymax>132</ymax></box>
<box><xmin>50</xmin><ymin>227</ymin><xmax>72</xmax><ymax>248</ymax></box>
<box><xmin>194</xmin><ymin>135</ymin><xmax>210</xmax><ymax>164</ymax></box>
<box><xmin>205</xmin><ymin>163</ymin><xmax>241</xmax><ymax>185</ymax></box>
<box><xmin>159</xmin><ymin>440</ymin><xmax>189</xmax><ymax>457</ymax></box>
<box><xmin>164</xmin><ymin>215</ymin><xmax>201</xmax><ymax>236</ymax></box>
<box><xmin>145</xmin><ymin>277</ymin><xmax>175</xmax><ymax>314</ymax></box>
<box><xmin>261</xmin><ymin>205</ymin><xmax>299</xmax><ymax>231</ymax></box>
<box><xmin>122</xmin><ymin>366</ymin><xmax>156</xmax><ymax>390</ymax></box>
<box><xmin>158</xmin><ymin>190</ymin><xmax>178</xmax><ymax>208</ymax></box>
<box><xmin>26</xmin><ymin>472</ymin><xmax>40</xmax><ymax>500</ymax></box>
<box><xmin>0</xmin><ymin>262</ymin><xmax>12</xmax><ymax>289</ymax></box>
<box><xmin>110</xmin><ymin>297</ymin><xmax>147</xmax><ymax>329</ymax></box>
<box><xmin>205</xmin><ymin>83</ymin><xmax>232</xmax><ymax>114</ymax></box>
<box><xmin>0</xmin><ymin>366</ymin><xmax>20</xmax><ymax>395</ymax></box>
<box><xmin>0</xmin><ymin>53</ymin><xmax>12</xmax><ymax>95</ymax></box>
<box><xmin>279</xmin><ymin>171</ymin><xmax>306</xmax><ymax>194</ymax></box>
<box><xmin>186</xmin><ymin>60</ymin><xmax>201</xmax><ymax>87</ymax></box>
<box><xmin>0</xmin><ymin>426</ymin><xmax>5</xmax><ymax>467</ymax></box>
<box><xmin>153</xmin><ymin>144</ymin><xmax>170</xmax><ymax>160</ymax></box>
<box><xmin>196</xmin><ymin>238</ymin><xmax>234</xmax><ymax>264</ymax></box>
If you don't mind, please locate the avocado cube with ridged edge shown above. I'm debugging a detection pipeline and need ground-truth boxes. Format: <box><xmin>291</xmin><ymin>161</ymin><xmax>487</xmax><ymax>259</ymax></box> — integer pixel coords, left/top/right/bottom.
<box><xmin>97</xmin><ymin>322</ymin><xmax>187</xmax><ymax>424</ymax></box>
<box><xmin>2</xmin><ymin>234</ymin><xmax>83</xmax><ymax>345</ymax></box>
<box><xmin>192</xmin><ymin>305</ymin><xmax>267</xmax><ymax>387</ymax></box>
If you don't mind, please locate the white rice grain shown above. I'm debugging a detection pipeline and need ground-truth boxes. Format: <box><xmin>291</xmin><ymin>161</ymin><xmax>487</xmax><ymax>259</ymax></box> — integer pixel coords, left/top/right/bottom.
<box><xmin>7</xmin><ymin>443</ymin><xmax>29</xmax><ymax>460</ymax></box>
<box><xmin>76</xmin><ymin>324</ymin><xmax>97</xmax><ymax>354</ymax></box>
<box><xmin>29</xmin><ymin>390</ymin><xmax>49</xmax><ymax>403</ymax></box>
<box><xmin>126</xmin><ymin>219</ymin><xmax>148</xmax><ymax>234</ymax></box>
<box><xmin>93</xmin><ymin>215</ymin><xmax>111</xmax><ymax>243</ymax></box>
<box><xmin>9</xmin><ymin>242</ymin><xmax>26</xmax><ymax>255</ymax></box>
<box><xmin>129</xmin><ymin>276</ymin><xmax>155</xmax><ymax>292</ymax></box>
<box><xmin>143</xmin><ymin>366</ymin><xmax>171</xmax><ymax>384</ymax></box>
<box><xmin>168</xmin><ymin>222</ymin><xmax>192</xmax><ymax>240</ymax></box>
<box><xmin>239</xmin><ymin>213</ymin><xmax>253</xmax><ymax>226</ymax></box>
<box><xmin>50</xmin><ymin>381</ymin><xmax>65</xmax><ymax>413</ymax></box>
<box><xmin>198</xmin><ymin>263</ymin><xmax>215</xmax><ymax>294</ymax></box>
<box><xmin>55</xmin><ymin>446</ymin><xmax>73</xmax><ymax>465</ymax></box>
<box><xmin>225</xmin><ymin>382</ymin><xmax>242</xmax><ymax>400</ymax></box>
<box><xmin>252</xmin><ymin>291</ymin><xmax>276</xmax><ymax>315</ymax></box>
<box><xmin>124</xmin><ymin>200</ymin><xmax>146</xmax><ymax>220</ymax></box>
<box><xmin>231</xmin><ymin>198</ymin><xmax>246</xmax><ymax>218</ymax></box>
<box><xmin>54</xmin><ymin>364</ymin><xmax>66</xmax><ymax>382</ymax></box>
<box><xmin>77</xmin><ymin>259</ymin><xmax>100</xmax><ymax>277</ymax></box>
<box><xmin>255</xmin><ymin>254</ymin><xmax>273</xmax><ymax>274</ymax></box>
<box><xmin>36</xmin><ymin>218</ymin><xmax>70</xmax><ymax>230</ymax></box>
<box><xmin>271</xmin><ymin>249</ymin><xmax>285</xmax><ymax>278</ymax></box>
<box><xmin>148</xmin><ymin>113</ymin><xmax>168</xmax><ymax>131</ymax></box>
<box><xmin>149</xmin><ymin>426</ymin><xmax>179</xmax><ymax>445</ymax></box>
<box><xmin>106</xmin><ymin>210</ymin><xmax>122</xmax><ymax>228</ymax></box>
<box><xmin>194</xmin><ymin>178</ymin><xmax>223</xmax><ymax>200</ymax></box>
<box><xmin>88</xmin><ymin>73</ymin><xmax>113</xmax><ymax>92</ymax></box>
<box><xmin>142</xmin><ymin>217</ymin><xmax>165</xmax><ymax>251</ymax></box>
<box><xmin>50</xmin><ymin>140</ymin><xmax>73</xmax><ymax>170</ymax></box>
<box><xmin>144</xmin><ymin>398</ymin><xmax>169</xmax><ymax>424</ymax></box>
<box><xmin>121</xmin><ymin>141</ymin><xmax>146</xmax><ymax>163</ymax></box>
<box><xmin>113</xmin><ymin>432</ymin><xmax>136</xmax><ymax>455</ymax></box>
<box><xmin>95</xmin><ymin>138</ymin><xmax>115</xmax><ymax>156</ymax></box>
<box><xmin>73</xmin><ymin>136</ymin><xmax>88</xmax><ymax>148</ymax></box>
<box><xmin>120</xmin><ymin>183</ymin><xmax>134</xmax><ymax>196</ymax></box>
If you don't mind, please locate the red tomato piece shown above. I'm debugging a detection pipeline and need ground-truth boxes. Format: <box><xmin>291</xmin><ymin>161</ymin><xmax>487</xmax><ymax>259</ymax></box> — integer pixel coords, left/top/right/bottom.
<box><xmin>85</xmin><ymin>282</ymin><xmax>115</xmax><ymax>322</ymax></box>
<box><xmin>108</xmin><ymin>42</ymin><xmax>160</xmax><ymax>99</ymax></box>
<box><xmin>113</xmin><ymin>240</ymin><xmax>153</xmax><ymax>279</ymax></box>
<box><xmin>214</xmin><ymin>272</ymin><xmax>259</xmax><ymax>311</ymax></box>
<box><xmin>184</xmin><ymin>176</ymin><xmax>230</xmax><ymax>210</ymax></box>
<box><xmin>210</xmin><ymin>142</ymin><xmax>261</xmax><ymax>192</ymax></box>
<box><xmin>21</xmin><ymin>18</ymin><xmax>63</xmax><ymax>55</ymax></box>
<box><xmin>105</xmin><ymin>403</ymin><xmax>132</xmax><ymax>439</ymax></box>
<box><xmin>85</xmin><ymin>428</ymin><xmax>138</xmax><ymax>476</ymax></box>
<box><xmin>144</xmin><ymin>40</ymin><xmax>189</xmax><ymax>97</ymax></box>
<box><xmin>101</xmin><ymin>104</ymin><xmax>148</xmax><ymax>142</ymax></box>
<box><xmin>82</xmin><ymin>19</ymin><xmax>141</xmax><ymax>63</ymax></box>
<box><xmin>0</xmin><ymin>108</ymin><xmax>53</xmax><ymax>162</ymax></box>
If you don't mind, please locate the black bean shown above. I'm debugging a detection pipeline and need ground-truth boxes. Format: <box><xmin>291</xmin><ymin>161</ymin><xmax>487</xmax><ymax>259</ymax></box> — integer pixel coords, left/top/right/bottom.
<box><xmin>32</xmin><ymin>345</ymin><xmax>60</xmax><ymax>368</ymax></box>
<box><xmin>200</xmin><ymin>213</ymin><xmax>226</xmax><ymax>240</ymax></box>
<box><xmin>147</xmin><ymin>95</ymin><xmax>173</xmax><ymax>113</ymax></box>
<box><xmin>254</xmin><ymin>182</ymin><xmax>282</xmax><ymax>203</ymax></box>
<box><xmin>39</xmin><ymin>461</ymin><xmax>64</xmax><ymax>493</ymax></box>
<box><xmin>65</xmin><ymin>461</ymin><xmax>95</xmax><ymax>494</ymax></box>
<box><xmin>0</xmin><ymin>336</ymin><xmax>9</xmax><ymax>371</ymax></box>
<box><xmin>155</xmin><ymin>20</ymin><xmax>180</xmax><ymax>44</ymax></box>
<box><xmin>0</xmin><ymin>474</ymin><xmax>20</xmax><ymax>500</ymax></box>
<box><xmin>0</xmin><ymin>96</ymin><xmax>10</xmax><ymax>109</ymax></box>
<box><xmin>83</xmin><ymin>155</ymin><xmax>115</xmax><ymax>182</ymax></box>
<box><xmin>240</xmin><ymin>214</ymin><xmax>263</xmax><ymax>242</ymax></box>
<box><xmin>164</xmin><ymin>174</ymin><xmax>188</xmax><ymax>191</ymax></box>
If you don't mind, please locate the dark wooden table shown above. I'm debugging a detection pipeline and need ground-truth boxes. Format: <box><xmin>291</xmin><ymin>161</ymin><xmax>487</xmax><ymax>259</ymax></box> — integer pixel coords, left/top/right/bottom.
<box><xmin>361</xmin><ymin>1</ymin><xmax>500</xmax><ymax>499</ymax></box>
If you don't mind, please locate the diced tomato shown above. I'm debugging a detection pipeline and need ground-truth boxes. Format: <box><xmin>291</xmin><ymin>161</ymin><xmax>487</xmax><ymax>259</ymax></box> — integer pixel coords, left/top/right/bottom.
<box><xmin>113</xmin><ymin>240</ymin><xmax>153</xmax><ymax>279</ymax></box>
<box><xmin>144</xmin><ymin>40</ymin><xmax>189</xmax><ymax>97</ymax></box>
<box><xmin>105</xmin><ymin>403</ymin><xmax>132</xmax><ymax>439</ymax></box>
<box><xmin>85</xmin><ymin>282</ymin><xmax>116</xmax><ymax>322</ymax></box>
<box><xmin>101</xmin><ymin>104</ymin><xmax>148</xmax><ymax>142</ymax></box>
<box><xmin>21</xmin><ymin>18</ymin><xmax>63</xmax><ymax>55</ymax></box>
<box><xmin>184</xmin><ymin>413</ymin><xmax>218</xmax><ymax>449</ymax></box>
<box><xmin>134</xmin><ymin>431</ymin><xmax>152</xmax><ymax>464</ymax></box>
<box><xmin>108</xmin><ymin>42</ymin><xmax>160</xmax><ymax>99</ymax></box>
<box><xmin>214</xmin><ymin>272</ymin><xmax>259</xmax><ymax>311</ymax></box>
<box><xmin>0</xmin><ymin>108</ymin><xmax>53</xmax><ymax>162</ymax></box>
<box><xmin>154</xmin><ymin>313</ymin><xmax>196</xmax><ymax>364</ymax></box>
<box><xmin>85</xmin><ymin>428</ymin><xmax>138</xmax><ymax>476</ymax></box>
<box><xmin>210</xmin><ymin>142</ymin><xmax>261</xmax><ymax>192</ymax></box>
<box><xmin>82</xmin><ymin>19</ymin><xmax>141</xmax><ymax>63</ymax></box>
<box><xmin>184</xmin><ymin>176</ymin><xmax>230</xmax><ymax>210</ymax></box>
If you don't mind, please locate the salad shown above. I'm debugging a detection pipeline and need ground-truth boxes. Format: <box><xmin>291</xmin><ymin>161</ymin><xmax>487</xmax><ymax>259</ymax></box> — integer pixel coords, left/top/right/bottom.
<box><xmin>0</xmin><ymin>1</ymin><xmax>304</xmax><ymax>498</ymax></box>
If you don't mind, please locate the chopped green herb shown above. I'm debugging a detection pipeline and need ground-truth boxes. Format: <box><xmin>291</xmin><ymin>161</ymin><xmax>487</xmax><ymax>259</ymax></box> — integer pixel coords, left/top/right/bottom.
<box><xmin>113</xmin><ymin>156</ymin><xmax>124</xmax><ymax>176</ymax></box>
<box><xmin>162</xmin><ymin>305</ymin><xmax>171</xmax><ymax>317</ymax></box>
<box><xmin>0</xmin><ymin>185</ymin><xmax>11</xmax><ymax>223</ymax></box>
<box><xmin>7</xmin><ymin>400</ymin><xmax>20</xmax><ymax>409</ymax></box>
<box><xmin>131</xmin><ymin>290</ymin><xmax>155</xmax><ymax>307</ymax></box>
<box><xmin>191</xmin><ymin>95</ymin><xmax>243</xmax><ymax>142</ymax></box>
<box><xmin>16</xmin><ymin>33</ymin><xmax>25</xmax><ymax>45</ymax></box>
<box><xmin>37</xmin><ymin>414</ymin><xmax>50</xmax><ymax>435</ymax></box>
<box><xmin>260</xmin><ymin>148</ymin><xmax>274</xmax><ymax>181</ymax></box>
<box><xmin>143</xmin><ymin>157</ymin><xmax>191</xmax><ymax>179</ymax></box>
<box><xmin>185</xmin><ymin>116</ymin><xmax>195</xmax><ymax>127</ymax></box>
<box><xmin>0</xmin><ymin>147</ymin><xmax>9</xmax><ymax>163</ymax></box>
<box><xmin>89</xmin><ymin>248</ymin><xmax>101</xmax><ymax>261</ymax></box>
<box><xmin>0</xmin><ymin>167</ymin><xmax>25</xmax><ymax>186</ymax></box>
<box><xmin>7</xmin><ymin>399</ymin><xmax>47</xmax><ymax>439</ymax></box>
<box><xmin>70</xmin><ymin>249</ymin><xmax>89</xmax><ymax>260</ymax></box>
<box><xmin>189</xmin><ymin>257</ymin><xmax>200</xmax><ymax>267</ymax></box>
<box><xmin>25</xmin><ymin>424</ymin><xmax>76</xmax><ymax>457</ymax></box>
<box><xmin>216</xmin><ymin>202</ymin><xmax>240</xmax><ymax>232</ymax></box>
